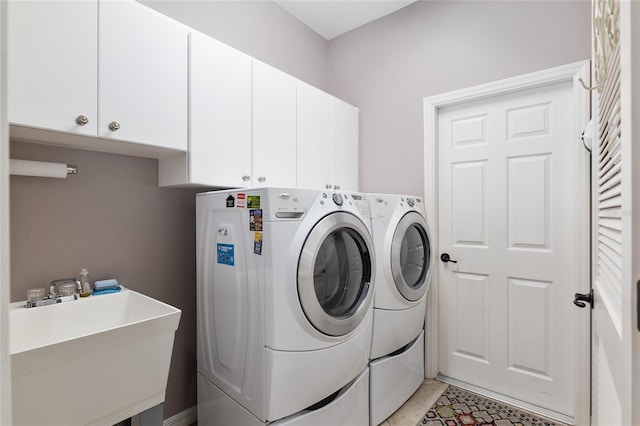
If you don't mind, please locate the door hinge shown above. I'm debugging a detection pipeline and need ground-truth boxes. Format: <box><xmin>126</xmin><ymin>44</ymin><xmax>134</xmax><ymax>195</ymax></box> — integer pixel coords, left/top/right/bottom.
<box><xmin>574</xmin><ymin>289</ymin><xmax>594</xmax><ymax>309</ymax></box>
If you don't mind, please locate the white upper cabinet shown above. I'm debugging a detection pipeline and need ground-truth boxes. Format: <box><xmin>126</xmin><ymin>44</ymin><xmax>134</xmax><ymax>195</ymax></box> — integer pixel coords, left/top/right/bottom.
<box><xmin>297</xmin><ymin>82</ymin><xmax>359</xmax><ymax>191</ymax></box>
<box><xmin>297</xmin><ymin>82</ymin><xmax>332</xmax><ymax>190</ymax></box>
<box><xmin>8</xmin><ymin>0</ymin><xmax>98</xmax><ymax>136</ymax></box>
<box><xmin>252</xmin><ymin>61</ymin><xmax>297</xmax><ymax>188</ymax></box>
<box><xmin>98</xmin><ymin>0</ymin><xmax>188</xmax><ymax>151</ymax></box>
<box><xmin>330</xmin><ymin>97</ymin><xmax>359</xmax><ymax>191</ymax></box>
<box><xmin>8</xmin><ymin>0</ymin><xmax>188</xmax><ymax>156</ymax></box>
<box><xmin>160</xmin><ymin>58</ymin><xmax>296</xmax><ymax>188</ymax></box>
<box><xmin>8</xmin><ymin>0</ymin><xmax>358</xmax><ymax>187</ymax></box>
<box><xmin>186</xmin><ymin>30</ymin><xmax>252</xmax><ymax>187</ymax></box>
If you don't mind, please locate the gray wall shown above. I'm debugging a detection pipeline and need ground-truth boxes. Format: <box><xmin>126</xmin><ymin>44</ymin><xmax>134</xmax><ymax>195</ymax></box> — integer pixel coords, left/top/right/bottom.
<box><xmin>141</xmin><ymin>0</ymin><xmax>329</xmax><ymax>90</ymax></box>
<box><xmin>328</xmin><ymin>0</ymin><xmax>591</xmax><ymax>195</ymax></box>
<box><xmin>10</xmin><ymin>141</ymin><xmax>201</xmax><ymax>419</ymax></box>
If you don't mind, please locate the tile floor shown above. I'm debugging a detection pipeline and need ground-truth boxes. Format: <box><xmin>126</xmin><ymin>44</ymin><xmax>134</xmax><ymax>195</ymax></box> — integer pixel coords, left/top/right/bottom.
<box><xmin>380</xmin><ymin>378</ymin><xmax>448</xmax><ymax>426</ymax></box>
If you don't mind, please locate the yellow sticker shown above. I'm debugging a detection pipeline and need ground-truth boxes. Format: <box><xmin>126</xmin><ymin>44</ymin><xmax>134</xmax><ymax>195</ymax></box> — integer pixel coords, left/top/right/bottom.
<box><xmin>254</xmin><ymin>232</ymin><xmax>263</xmax><ymax>255</ymax></box>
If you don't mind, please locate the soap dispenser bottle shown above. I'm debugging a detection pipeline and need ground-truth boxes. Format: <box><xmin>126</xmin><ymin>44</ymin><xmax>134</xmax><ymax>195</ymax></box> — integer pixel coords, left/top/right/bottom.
<box><xmin>79</xmin><ymin>268</ymin><xmax>91</xmax><ymax>297</ymax></box>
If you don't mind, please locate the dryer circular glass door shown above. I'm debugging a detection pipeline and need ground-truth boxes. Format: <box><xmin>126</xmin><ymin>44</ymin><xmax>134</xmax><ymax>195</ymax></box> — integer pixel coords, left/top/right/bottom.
<box><xmin>298</xmin><ymin>212</ymin><xmax>374</xmax><ymax>337</ymax></box>
<box><xmin>391</xmin><ymin>211</ymin><xmax>431</xmax><ymax>302</ymax></box>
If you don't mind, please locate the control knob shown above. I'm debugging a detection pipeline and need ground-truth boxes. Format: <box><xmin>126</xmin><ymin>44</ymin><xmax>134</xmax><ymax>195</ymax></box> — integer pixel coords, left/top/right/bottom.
<box><xmin>332</xmin><ymin>193</ymin><xmax>343</xmax><ymax>206</ymax></box>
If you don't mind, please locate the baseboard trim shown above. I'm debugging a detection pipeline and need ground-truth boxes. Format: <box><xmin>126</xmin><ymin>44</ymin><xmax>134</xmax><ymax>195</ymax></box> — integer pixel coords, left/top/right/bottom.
<box><xmin>164</xmin><ymin>406</ymin><xmax>197</xmax><ymax>426</ymax></box>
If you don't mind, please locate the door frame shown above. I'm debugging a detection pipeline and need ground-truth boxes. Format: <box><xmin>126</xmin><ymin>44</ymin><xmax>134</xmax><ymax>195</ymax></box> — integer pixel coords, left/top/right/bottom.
<box><xmin>0</xmin><ymin>0</ymin><xmax>11</xmax><ymax>423</ymax></box>
<box><xmin>423</xmin><ymin>61</ymin><xmax>591</xmax><ymax>424</ymax></box>
<box><xmin>626</xmin><ymin>3</ymin><xmax>640</xmax><ymax>422</ymax></box>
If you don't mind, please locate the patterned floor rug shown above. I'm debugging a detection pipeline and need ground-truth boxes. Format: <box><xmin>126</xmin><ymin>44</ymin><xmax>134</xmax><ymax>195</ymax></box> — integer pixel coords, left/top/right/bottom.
<box><xmin>416</xmin><ymin>385</ymin><xmax>566</xmax><ymax>426</ymax></box>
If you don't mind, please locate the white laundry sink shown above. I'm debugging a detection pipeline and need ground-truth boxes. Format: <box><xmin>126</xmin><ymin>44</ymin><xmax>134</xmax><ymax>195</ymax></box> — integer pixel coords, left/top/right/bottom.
<box><xmin>10</xmin><ymin>288</ymin><xmax>181</xmax><ymax>426</ymax></box>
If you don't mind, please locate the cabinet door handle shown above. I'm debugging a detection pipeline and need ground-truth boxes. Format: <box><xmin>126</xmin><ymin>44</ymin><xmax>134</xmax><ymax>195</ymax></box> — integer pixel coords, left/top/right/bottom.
<box><xmin>258</xmin><ymin>176</ymin><xmax>266</xmax><ymax>183</ymax></box>
<box><xmin>242</xmin><ymin>175</ymin><xmax>251</xmax><ymax>181</ymax></box>
<box><xmin>325</xmin><ymin>184</ymin><xmax>332</xmax><ymax>189</ymax></box>
<box><xmin>75</xmin><ymin>115</ymin><xmax>89</xmax><ymax>126</ymax></box>
<box><xmin>333</xmin><ymin>185</ymin><xmax>340</xmax><ymax>190</ymax></box>
<box><xmin>108</xmin><ymin>121</ymin><xmax>120</xmax><ymax>131</ymax></box>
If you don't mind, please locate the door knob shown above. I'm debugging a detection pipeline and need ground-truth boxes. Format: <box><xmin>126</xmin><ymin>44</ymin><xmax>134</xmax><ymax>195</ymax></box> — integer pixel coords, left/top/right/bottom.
<box><xmin>108</xmin><ymin>121</ymin><xmax>120</xmax><ymax>131</ymax></box>
<box><xmin>440</xmin><ymin>253</ymin><xmax>457</xmax><ymax>263</ymax></box>
<box><xmin>574</xmin><ymin>290</ymin><xmax>593</xmax><ymax>309</ymax></box>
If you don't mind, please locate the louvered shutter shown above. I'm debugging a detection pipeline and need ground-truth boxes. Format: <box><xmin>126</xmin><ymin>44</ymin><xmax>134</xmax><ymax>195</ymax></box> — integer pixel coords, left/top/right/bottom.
<box><xmin>595</xmin><ymin>39</ymin><xmax>622</xmax><ymax>324</ymax></box>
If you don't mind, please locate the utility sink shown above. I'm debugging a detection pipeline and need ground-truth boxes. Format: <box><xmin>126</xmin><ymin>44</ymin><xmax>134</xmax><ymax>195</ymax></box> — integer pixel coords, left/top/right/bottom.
<box><xmin>10</xmin><ymin>288</ymin><xmax>181</xmax><ymax>426</ymax></box>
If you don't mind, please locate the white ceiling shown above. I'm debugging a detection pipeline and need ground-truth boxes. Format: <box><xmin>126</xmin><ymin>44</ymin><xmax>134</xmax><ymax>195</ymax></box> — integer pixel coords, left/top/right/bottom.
<box><xmin>273</xmin><ymin>1</ymin><xmax>418</xmax><ymax>40</ymax></box>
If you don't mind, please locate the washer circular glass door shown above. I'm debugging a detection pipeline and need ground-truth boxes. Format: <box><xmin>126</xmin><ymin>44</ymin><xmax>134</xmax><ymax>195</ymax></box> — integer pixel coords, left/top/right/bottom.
<box><xmin>391</xmin><ymin>211</ymin><xmax>431</xmax><ymax>302</ymax></box>
<box><xmin>298</xmin><ymin>212</ymin><xmax>374</xmax><ymax>337</ymax></box>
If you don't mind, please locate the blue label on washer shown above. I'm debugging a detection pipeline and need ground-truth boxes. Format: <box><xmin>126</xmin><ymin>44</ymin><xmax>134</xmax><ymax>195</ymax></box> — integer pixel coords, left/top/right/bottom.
<box><xmin>216</xmin><ymin>243</ymin><xmax>235</xmax><ymax>266</ymax></box>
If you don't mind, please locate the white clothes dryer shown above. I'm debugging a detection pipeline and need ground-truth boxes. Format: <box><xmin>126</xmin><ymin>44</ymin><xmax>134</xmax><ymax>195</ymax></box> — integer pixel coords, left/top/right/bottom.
<box><xmin>366</xmin><ymin>193</ymin><xmax>432</xmax><ymax>425</ymax></box>
<box><xmin>196</xmin><ymin>188</ymin><xmax>375</xmax><ymax>426</ymax></box>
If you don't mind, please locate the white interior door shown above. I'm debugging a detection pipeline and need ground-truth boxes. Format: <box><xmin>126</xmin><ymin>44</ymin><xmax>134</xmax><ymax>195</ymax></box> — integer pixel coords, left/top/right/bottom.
<box><xmin>436</xmin><ymin>77</ymin><xmax>588</xmax><ymax>420</ymax></box>
<box><xmin>590</xmin><ymin>24</ymin><xmax>624</xmax><ymax>426</ymax></box>
<box><xmin>590</xmin><ymin>2</ymin><xmax>640</xmax><ymax>425</ymax></box>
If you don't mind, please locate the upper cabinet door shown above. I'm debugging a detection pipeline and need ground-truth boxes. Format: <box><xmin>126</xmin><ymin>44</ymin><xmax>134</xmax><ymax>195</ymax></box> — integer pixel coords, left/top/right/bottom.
<box><xmin>8</xmin><ymin>0</ymin><xmax>98</xmax><ymax>136</ymax></box>
<box><xmin>330</xmin><ymin>97</ymin><xmax>359</xmax><ymax>191</ymax></box>
<box><xmin>297</xmin><ymin>82</ymin><xmax>331</xmax><ymax>190</ymax></box>
<box><xmin>98</xmin><ymin>0</ymin><xmax>188</xmax><ymax>151</ymax></box>
<box><xmin>189</xmin><ymin>31</ymin><xmax>252</xmax><ymax>187</ymax></box>
<box><xmin>252</xmin><ymin>61</ymin><xmax>297</xmax><ymax>188</ymax></box>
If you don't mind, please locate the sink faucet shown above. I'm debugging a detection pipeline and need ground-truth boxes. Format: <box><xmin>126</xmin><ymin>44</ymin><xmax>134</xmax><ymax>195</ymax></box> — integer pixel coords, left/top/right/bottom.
<box><xmin>49</xmin><ymin>278</ymin><xmax>81</xmax><ymax>298</ymax></box>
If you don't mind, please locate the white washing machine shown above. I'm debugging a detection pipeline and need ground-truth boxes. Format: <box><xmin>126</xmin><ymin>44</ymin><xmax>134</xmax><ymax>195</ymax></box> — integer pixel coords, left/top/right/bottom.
<box><xmin>366</xmin><ymin>193</ymin><xmax>432</xmax><ymax>425</ymax></box>
<box><xmin>196</xmin><ymin>187</ymin><xmax>375</xmax><ymax>425</ymax></box>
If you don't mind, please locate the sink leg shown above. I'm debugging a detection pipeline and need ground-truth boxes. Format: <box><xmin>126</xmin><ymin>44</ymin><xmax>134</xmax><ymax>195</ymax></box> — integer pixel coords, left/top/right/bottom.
<box><xmin>139</xmin><ymin>403</ymin><xmax>164</xmax><ymax>426</ymax></box>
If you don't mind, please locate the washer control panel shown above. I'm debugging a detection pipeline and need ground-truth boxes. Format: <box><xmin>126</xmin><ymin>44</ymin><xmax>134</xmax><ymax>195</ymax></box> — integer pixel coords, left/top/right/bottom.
<box><xmin>319</xmin><ymin>191</ymin><xmax>371</xmax><ymax>219</ymax></box>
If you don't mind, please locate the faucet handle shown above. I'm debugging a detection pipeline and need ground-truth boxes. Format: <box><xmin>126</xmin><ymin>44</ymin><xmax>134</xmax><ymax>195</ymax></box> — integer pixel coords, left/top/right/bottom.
<box><xmin>49</xmin><ymin>278</ymin><xmax>80</xmax><ymax>297</ymax></box>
